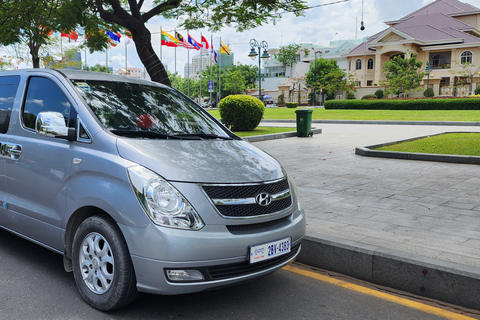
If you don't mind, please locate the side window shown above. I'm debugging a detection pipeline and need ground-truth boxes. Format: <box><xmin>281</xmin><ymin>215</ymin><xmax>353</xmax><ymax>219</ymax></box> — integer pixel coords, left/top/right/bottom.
<box><xmin>0</xmin><ymin>76</ymin><xmax>21</xmax><ymax>134</ymax></box>
<box><xmin>23</xmin><ymin>77</ymin><xmax>71</xmax><ymax>130</ymax></box>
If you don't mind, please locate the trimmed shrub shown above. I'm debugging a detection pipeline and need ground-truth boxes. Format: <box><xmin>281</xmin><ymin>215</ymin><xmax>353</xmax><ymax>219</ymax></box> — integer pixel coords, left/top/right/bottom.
<box><xmin>423</xmin><ymin>88</ymin><xmax>434</xmax><ymax>97</ymax></box>
<box><xmin>285</xmin><ymin>102</ymin><xmax>299</xmax><ymax>108</ymax></box>
<box><xmin>324</xmin><ymin>98</ymin><xmax>480</xmax><ymax>110</ymax></box>
<box><xmin>277</xmin><ymin>94</ymin><xmax>284</xmax><ymax>104</ymax></box>
<box><xmin>374</xmin><ymin>89</ymin><xmax>384</xmax><ymax>99</ymax></box>
<box><xmin>475</xmin><ymin>86</ymin><xmax>480</xmax><ymax>95</ymax></box>
<box><xmin>218</xmin><ymin>95</ymin><xmax>265</xmax><ymax>131</ymax></box>
<box><xmin>361</xmin><ymin>94</ymin><xmax>377</xmax><ymax>100</ymax></box>
<box><xmin>347</xmin><ymin>92</ymin><xmax>356</xmax><ymax>99</ymax></box>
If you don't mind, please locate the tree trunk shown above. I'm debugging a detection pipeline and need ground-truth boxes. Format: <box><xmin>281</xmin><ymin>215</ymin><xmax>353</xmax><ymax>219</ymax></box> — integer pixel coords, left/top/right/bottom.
<box><xmin>28</xmin><ymin>41</ymin><xmax>41</xmax><ymax>68</ymax></box>
<box><xmin>132</xmin><ymin>31</ymin><xmax>171</xmax><ymax>86</ymax></box>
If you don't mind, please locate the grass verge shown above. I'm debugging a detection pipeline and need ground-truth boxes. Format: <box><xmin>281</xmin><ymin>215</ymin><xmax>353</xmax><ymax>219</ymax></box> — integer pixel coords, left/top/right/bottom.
<box><xmin>233</xmin><ymin>127</ymin><xmax>295</xmax><ymax>137</ymax></box>
<box><xmin>208</xmin><ymin>108</ymin><xmax>480</xmax><ymax>122</ymax></box>
<box><xmin>376</xmin><ymin>133</ymin><xmax>480</xmax><ymax>156</ymax></box>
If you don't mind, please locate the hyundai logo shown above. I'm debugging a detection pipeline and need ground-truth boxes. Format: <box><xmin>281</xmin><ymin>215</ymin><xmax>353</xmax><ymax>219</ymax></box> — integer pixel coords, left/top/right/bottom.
<box><xmin>255</xmin><ymin>193</ymin><xmax>272</xmax><ymax>206</ymax></box>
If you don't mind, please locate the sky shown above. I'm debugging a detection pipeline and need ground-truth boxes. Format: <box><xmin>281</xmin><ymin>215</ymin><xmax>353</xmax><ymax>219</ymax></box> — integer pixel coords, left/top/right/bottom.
<box><xmin>3</xmin><ymin>0</ymin><xmax>480</xmax><ymax>76</ymax></box>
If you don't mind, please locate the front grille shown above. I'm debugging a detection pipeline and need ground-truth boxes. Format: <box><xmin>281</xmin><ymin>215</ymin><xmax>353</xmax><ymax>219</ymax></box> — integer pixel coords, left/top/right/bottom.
<box><xmin>201</xmin><ymin>178</ymin><xmax>292</xmax><ymax>218</ymax></box>
<box><xmin>202</xmin><ymin>178</ymin><xmax>290</xmax><ymax>199</ymax></box>
<box><xmin>226</xmin><ymin>216</ymin><xmax>290</xmax><ymax>234</ymax></box>
<box><xmin>217</xmin><ymin>197</ymin><xmax>292</xmax><ymax>217</ymax></box>
<box><xmin>206</xmin><ymin>243</ymin><xmax>301</xmax><ymax>280</ymax></box>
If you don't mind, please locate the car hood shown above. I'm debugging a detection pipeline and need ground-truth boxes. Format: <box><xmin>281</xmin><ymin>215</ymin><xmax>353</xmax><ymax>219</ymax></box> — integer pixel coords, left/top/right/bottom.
<box><xmin>116</xmin><ymin>138</ymin><xmax>285</xmax><ymax>183</ymax></box>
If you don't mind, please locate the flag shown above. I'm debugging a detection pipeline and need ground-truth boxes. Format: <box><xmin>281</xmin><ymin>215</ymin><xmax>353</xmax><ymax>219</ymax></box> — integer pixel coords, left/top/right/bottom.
<box><xmin>201</xmin><ymin>35</ymin><xmax>209</xmax><ymax>50</ymax></box>
<box><xmin>61</xmin><ymin>31</ymin><xmax>78</xmax><ymax>42</ymax></box>
<box><xmin>161</xmin><ymin>30</ymin><xmax>178</xmax><ymax>47</ymax></box>
<box><xmin>175</xmin><ymin>32</ymin><xmax>195</xmax><ymax>49</ymax></box>
<box><xmin>107</xmin><ymin>30</ymin><xmax>121</xmax><ymax>42</ymax></box>
<box><xmin>188</xmin><ymin>34</ymin><xmax>202</xmax><ymax>50</ymax></box>
<box><xmin>210</xmin><ymin>39</ymin><xmax>218</xmax><ymax>63</ymax></box>
<box><xmin>220</xmin><ymin>40</ymin><xmax>231</xmax><ymax>56</ymax></box>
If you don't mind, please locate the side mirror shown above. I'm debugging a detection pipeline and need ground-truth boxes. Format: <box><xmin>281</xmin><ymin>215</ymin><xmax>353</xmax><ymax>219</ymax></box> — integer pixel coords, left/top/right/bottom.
<box><xmin>36</xmin><ymin>111</ymin><xmax>76</xmax><ymax>141</ymax></box>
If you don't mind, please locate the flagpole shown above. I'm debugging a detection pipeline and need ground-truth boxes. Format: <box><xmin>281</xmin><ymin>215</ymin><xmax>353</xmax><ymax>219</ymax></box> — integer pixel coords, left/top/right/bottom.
<box><xmin>210</xmin><ymin>34</ymin><xmax>213</xmax><ymax>105</ymax></box>
<box><xmin>125</xmin><ymin>37</ymin><xmax>128</xmax><ymax>74</ymax></box>
<box><xmin>199</xmin><ymin>33</ymin><xmax>202</xmax><ymax>105</ymax></box>
<box><xmin>187</xmin><ymin>45</ymin><xmax>190</xmax><ymax>97</ymax></box>
<box><xmin>160</xmin><ymin>26</ymin><xmax>162</xmax><ymax>61</ymax></box>
<box><xmin>218</xmin><ymin>37</ymin><xmax>222</xmax><ymax>104</ymax></box>
<box><xmin>106</xmin><ymin>47</ymin><xmax>109</xmax><ymax>73</ymax></box>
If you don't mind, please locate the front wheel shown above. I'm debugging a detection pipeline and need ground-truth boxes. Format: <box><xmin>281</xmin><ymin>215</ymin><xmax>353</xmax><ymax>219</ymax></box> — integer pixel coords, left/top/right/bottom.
<box><xmin>72</xmin><ymin>215</ymin><xmax>138</xmax><ymax>311</ymax></box>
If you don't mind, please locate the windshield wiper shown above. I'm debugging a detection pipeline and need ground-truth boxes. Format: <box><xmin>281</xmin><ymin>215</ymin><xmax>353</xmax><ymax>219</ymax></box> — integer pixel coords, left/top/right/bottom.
<box><xmin>111</xmin><ymin>130</ymin><xmax>184</xmax><ymax>140</ymax></box>
<box><xmin>173</xmin><ymin>133</ymin><xmax>233</xmax><ymax>140</ymax></box>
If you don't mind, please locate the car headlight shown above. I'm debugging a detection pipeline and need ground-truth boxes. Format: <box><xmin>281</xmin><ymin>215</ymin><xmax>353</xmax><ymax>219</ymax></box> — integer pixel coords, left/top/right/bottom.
<box><xmin>128</xmin><ymin>166</ymin><xmax>204</xmax><ymax>230</ymax></box>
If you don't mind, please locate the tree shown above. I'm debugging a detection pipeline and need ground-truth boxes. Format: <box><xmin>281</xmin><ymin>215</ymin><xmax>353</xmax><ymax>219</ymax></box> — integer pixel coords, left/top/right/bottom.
<box><xmin>83</xmin><ymin>1</ymin><xmax>307</xmax><ymax>87</ymax></box>
<box><xmin>223</xmin><ymin>69</ymin><xmax>246</xmax><ymax>95</ymax></box>
<box><xmin>381</xmin><ymin>53</ymin><xmax>425</xmax><ymax>95</ymax></box>
<box><xmin>43</xmin><ymin>48</ymin><xmax>82</xmax><ymax>69</ymax></box>
<box><xmin>449</xmin><ymin>59</ymin><xmax>480</xmax><ymax>95</ymax></box>
<box><xmin>83</xmin><ymin>63</ymin><xmax>111</xmax><ymax>73</ymax></box>
<box><xmin>305</xmin><ymin>57</ymin><xmax>348</xmax><ymax>104</ymax></box>
<box><xmin>274</xmin><ymin>44</ymin><xmax>301</xmax><ymax>77</ymax></box>
<box><xmin>0</xmin><ymin>0</ymin><xmax>83</xmax><ymax>68</ymax></box>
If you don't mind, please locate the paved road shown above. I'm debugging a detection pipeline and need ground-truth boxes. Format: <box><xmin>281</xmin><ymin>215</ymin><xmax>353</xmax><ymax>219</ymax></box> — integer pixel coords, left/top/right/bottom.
<box><xmin>0</xmin><ymin>228</ymin><xmax>476</xmax><ymax>319</ymax></box>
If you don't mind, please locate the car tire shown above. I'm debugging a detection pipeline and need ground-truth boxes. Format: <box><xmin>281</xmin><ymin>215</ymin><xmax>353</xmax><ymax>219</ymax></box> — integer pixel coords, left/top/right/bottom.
<box><xmin>72</xmin><ymin>215</ymin><xmax>138</xmax><ymax>311</ymax></box>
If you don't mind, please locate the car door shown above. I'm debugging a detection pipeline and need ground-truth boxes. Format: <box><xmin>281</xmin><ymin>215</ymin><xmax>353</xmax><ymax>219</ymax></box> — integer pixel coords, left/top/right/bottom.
<box><xmin>0</xmin><ymin>75</ymin><xmax>21</xmax><ymax>228</ymax></box>
<box><xmin>5</xmin><ymin>75</ymin><xmax>76</xmax><ymax>251</ymax></box>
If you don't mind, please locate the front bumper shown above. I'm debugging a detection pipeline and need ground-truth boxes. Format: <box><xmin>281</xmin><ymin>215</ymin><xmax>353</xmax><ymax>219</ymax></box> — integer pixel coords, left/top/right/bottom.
<box><xmin>118</xmin><ymin>209</ymin><xmax>305</xmax><ymax>295</ymax></box>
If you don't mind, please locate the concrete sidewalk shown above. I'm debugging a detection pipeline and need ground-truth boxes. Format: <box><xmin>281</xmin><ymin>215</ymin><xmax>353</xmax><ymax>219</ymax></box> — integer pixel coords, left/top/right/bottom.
<box><xmin>253</xmin><ymin>122</ymin><xmax>480</xmax><ymax>311</ymax></box>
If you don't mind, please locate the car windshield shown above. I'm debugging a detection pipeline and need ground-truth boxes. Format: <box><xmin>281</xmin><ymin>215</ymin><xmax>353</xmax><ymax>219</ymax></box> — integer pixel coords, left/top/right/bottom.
<box><xmin>71</xmin><ymin>79</ymin><xmax>230</xmax><ymax>139</ymax></box>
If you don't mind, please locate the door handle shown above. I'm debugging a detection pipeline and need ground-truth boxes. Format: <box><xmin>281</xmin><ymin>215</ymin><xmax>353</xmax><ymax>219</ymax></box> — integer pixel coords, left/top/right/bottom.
<box><xmin>2</xmin><ymin>143</ymin><xmax>22</xmax><ymax>160</ymax></box>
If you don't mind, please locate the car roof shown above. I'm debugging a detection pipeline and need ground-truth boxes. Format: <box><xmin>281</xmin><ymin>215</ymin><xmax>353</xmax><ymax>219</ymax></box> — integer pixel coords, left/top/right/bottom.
<box><xmin>0</xmin><ymin>68</ymin><xmax>167</xmax><ymax>88</ymax></box>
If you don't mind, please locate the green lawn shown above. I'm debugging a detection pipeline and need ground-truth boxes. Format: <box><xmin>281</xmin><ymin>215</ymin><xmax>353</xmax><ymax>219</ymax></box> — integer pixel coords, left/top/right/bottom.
<box><xmin>208</xmin><ymin>108</ymin><xmax>480</xmax><ymax>122</ymax></box>
<box><xmin>376</xmin><ymin>133</ymin><xmax>480</xmax><ymax>156</ymax></box>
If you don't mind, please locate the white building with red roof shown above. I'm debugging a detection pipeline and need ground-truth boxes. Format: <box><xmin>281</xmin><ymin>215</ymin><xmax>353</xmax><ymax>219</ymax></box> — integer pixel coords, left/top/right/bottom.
<box><xmin>344</xmin><ymin>0</ymin><xmax>480</xmax><ymax>97</ymax></box>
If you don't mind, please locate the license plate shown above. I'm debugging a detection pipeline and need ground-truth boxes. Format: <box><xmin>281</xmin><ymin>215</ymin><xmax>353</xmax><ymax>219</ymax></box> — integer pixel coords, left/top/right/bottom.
<box><xmin>249</xmin><ymin>237</ymin><xmax>291</xmax><ymax>264</ymax></box>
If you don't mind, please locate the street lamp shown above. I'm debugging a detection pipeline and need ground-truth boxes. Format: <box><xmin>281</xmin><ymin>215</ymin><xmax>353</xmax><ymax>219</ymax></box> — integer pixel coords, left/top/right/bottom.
<box><xmin>312</xmin><ymin>51</ymin><xmax>322</xmax><ymax>107</ymax></box>
<box><xmin>425</xmin><ymin>61</ymin><xmax>432</xmax><ymax>97</ymax></box>
<box><xmin>249</xmin><ymin>39</ymin><xmax>270</xmax><ymax>102</ymax></box>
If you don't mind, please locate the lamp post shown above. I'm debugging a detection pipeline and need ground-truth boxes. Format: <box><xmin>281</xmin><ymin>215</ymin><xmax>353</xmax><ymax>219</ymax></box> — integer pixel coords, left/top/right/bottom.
<box><xmin>248</xmin><ymin>39</ymin><xmax>270</xmax><ymax>103</ymax></box>
<box><xmin>312</xmin><ymin>51</ymin><xmax>322</xmax><ymax>107</ymax></box>
<box><xmin>425</xmin><ymin>61</ymin><xmax>432</xmax><ymax>97</ymax></box>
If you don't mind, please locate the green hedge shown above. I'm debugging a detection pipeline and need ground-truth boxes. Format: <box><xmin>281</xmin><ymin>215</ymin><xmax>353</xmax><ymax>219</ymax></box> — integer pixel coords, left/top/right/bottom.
<box><xmin>324</xmin><ymin>98</ymin><xmax>480</xmax><ymax>110</ymax></box>
<box><xmin>285</xmin><ymin>102</ymin><xmax>298</xmax><ymax>108</ymax></box>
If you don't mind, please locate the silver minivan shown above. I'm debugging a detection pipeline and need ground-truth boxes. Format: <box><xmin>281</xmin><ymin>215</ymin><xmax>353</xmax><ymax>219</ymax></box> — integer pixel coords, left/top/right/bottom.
<box><xmin>0</xmin><ymin>69</ymin><xmax>305</xmax><ymax>310</ymax></box>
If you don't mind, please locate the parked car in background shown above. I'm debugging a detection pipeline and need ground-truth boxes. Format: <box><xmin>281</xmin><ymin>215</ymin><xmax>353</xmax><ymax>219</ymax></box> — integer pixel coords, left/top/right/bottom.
<box><xmin>264</xmin><ymin>99</ymin><xmax>276</xmax><ymax>108</ymax></box>
<box><xmin>0</xmin><ymin>69</ymin><xmax>306</xmax><ymax>311</ymax></box>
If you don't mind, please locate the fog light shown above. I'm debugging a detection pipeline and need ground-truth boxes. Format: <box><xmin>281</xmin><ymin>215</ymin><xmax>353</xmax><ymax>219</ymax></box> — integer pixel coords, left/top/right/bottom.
<box><xmin>166</xmin><ymin>269</ymin><xmax>204</xmax><ymax>281</ymax></box>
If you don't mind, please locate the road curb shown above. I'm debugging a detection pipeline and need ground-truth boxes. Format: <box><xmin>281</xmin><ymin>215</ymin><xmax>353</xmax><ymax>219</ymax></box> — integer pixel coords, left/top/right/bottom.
<box><xmin>243</xmin><ymin>128</ymin><xmax>322</xmax><ymax>142</ymax></box>
<box><xmin>355</xmin><ymin>132</ymin><xmax>480</xmax><ymax>165</ymax></box>
<box><xmin>296</xmin><ymin>235</ymin><xmax>480</xmax><ymax>310</ymax></box>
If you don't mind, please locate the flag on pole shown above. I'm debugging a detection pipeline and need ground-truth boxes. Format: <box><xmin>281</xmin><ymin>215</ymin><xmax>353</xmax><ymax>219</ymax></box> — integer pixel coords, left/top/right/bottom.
<box><xmin>201</xmin><ymin>35</ymin><xmax>209</xmax><ymax>49</ymax></box>
<box><xmin>107</xmin><ymin>31</ymin><xmax>121</xmax><ymax>46</ymax></box>
<box><xmin>188</xmin><ymin>34</ymin><xmax>202</xmax><ymax>50</ymax></box>
<box><xmin>61</xmin><ymin>31</ymin><xmax>78</xmax><ymax>42</ymax></box>
<box><xmin>220</xmin><ymin>40</ymin><xmax>231</xmax><ymax>56</ymax></box>
<box><xmin>161</xmin><ymin>30</ymin><xmax>178</xmax><ymax>47</ymax></box>
<box><xmin>210</xmin><ymin>43</ymin><xmax>218</xmax><ymax>63</ymax></box>
<box><xmin>175</xmin><ymin>32</ymin><xmax>196</xmax><ymax>49</ymax></box>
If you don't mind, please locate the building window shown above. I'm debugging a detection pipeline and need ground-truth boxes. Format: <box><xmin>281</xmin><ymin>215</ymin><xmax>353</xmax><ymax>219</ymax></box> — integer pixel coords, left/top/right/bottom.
<box><xmin>461</xmin><ymin>51</ymin><xmax>473</xmax><ymax>64</ymax></box>
<box><xmin>355</xmin><ymin>59</ymin><xmax>362</xmax><ymax>70</ymax></box>
<box><xmin>367</xmin><ymin>80</ymin><xmax>373</xmax><ymax>86</ymax></box>
<box><xmin>367</xmin><ymin>59</ymin><xmax>374</xmax><ymax>70</ymax></box>
<box><xmin>432</xmin><ymin>54</ymin><xmax>449</xmax><ymax>69</ymax></box>
<box><xmin>349</xmin><ymin>60</ymin><xmax>351</xmax><ymax>71</ymax></box>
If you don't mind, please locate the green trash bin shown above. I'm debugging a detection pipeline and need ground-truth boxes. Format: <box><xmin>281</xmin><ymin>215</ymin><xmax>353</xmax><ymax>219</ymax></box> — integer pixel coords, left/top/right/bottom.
<box><xmin>295</xmin><ymin>109</ymin><xmax>313</xmax><ymax>137</ymax></box>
